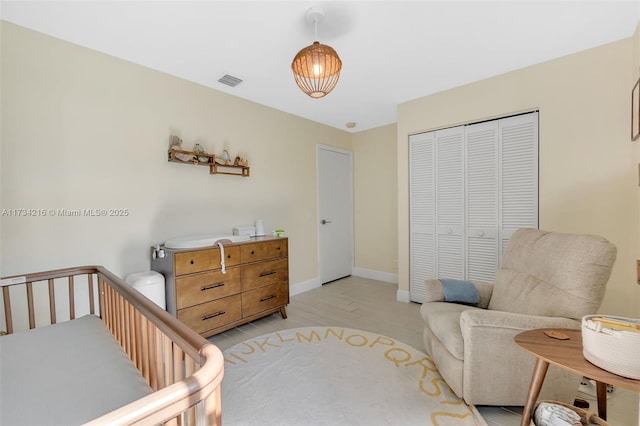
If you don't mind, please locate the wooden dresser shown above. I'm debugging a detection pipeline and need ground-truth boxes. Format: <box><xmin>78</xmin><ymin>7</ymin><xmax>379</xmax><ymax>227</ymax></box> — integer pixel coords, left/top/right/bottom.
<box><xmin>151</xmin><ymin>237</ymin><xmax>289</xmax><ymax>338</ymax></box>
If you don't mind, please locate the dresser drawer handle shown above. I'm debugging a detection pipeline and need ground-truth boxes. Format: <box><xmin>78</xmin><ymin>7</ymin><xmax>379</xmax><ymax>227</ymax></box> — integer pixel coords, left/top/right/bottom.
<box><xmin>250</xmin><ymin>251</ymin><xmax>255</xmax><ymax>255</ymax></box>
<box><xmin>202</xmin><ymin>311</ymin><xmax>225</xmax><ymax>321</ymax></box>
<box><xmin>201</xmin><ymin>282</ymin><xmax>225</xmax><ymax>291</ymax></box>
<box><xmin>260</xmin><ymin>295</ymin><xmax>277</xmax><ymax>303</ymax></box>
<box><xmin>190</xmin><ymin>260</ymin><xmax>195</xmax><ymax>265</ymax></box>
<box><xmin>259</xmin><ymin>271</ymin><xmax>277</xmax><ymax>277</ymax></box>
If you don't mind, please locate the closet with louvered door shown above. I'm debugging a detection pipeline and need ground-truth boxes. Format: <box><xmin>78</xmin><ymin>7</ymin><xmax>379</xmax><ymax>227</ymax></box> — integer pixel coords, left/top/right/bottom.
<box><xmin>409</xmin><ymin>111</ymin><xmax>538</xmax><ymax>303</ymax></box>
<box><xmin>499</xmin><ymin>113</ymin><xmax>539</xmax><ymax>251</ymax></box>
<box><xmin>466</xmin><ymin>120</ymin><xmax>499</xmax><ymax>282</ymax></box>
<box><xmin>409</xmin><ymin>131</ymin><xmax>435</xmax><ymax>303</ymax></box>
<box><xmin>435</xmin><ymin>126</ymin><xmax>465</xmax><ymax>280</ymax></box>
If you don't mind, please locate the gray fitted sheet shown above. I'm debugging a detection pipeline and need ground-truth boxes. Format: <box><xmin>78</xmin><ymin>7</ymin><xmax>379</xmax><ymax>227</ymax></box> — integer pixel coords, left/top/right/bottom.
<box><xmin>1</xmin><ymin>315</ymin><xmax>152</xmax><ymax>426</ymax></box>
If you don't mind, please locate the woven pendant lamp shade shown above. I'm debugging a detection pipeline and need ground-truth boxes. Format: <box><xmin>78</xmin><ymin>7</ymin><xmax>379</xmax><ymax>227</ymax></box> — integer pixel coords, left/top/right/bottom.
<box><xmin>292</xmin><ymin>41</ymin><xmax>342</xmax><ymax>98</ymax></box>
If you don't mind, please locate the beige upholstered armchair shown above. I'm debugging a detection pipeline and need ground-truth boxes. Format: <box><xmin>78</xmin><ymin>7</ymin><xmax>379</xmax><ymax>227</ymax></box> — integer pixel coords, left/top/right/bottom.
<box><xmin>420</xmin><ymin>228</ymin><xmax>617</xmax><ymax>406</ymax></box>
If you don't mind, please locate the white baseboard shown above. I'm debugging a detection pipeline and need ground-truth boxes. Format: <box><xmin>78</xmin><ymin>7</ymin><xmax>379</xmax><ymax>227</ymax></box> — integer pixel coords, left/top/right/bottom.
<box><xmin>352</xmin><ymin>267</ymin><xmax>398</xmax><ymax>284</ymax></box>
<box><xmin>289</xmin><ymin>270</ymin><xmax>402</xmax><ymax>298</ymax></box>
<box><xmin>396</xmin><ymin>289</ymin><xmax>410</xmax><ymax>303</ymax></box>
<box><xmin>289</xmin><ymin>276</ymin><xmax>322</xmax><ymax>296</ymax></box>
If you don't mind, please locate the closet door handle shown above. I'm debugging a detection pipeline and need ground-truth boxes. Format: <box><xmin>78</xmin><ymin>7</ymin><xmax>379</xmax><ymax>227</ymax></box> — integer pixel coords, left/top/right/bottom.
<box><xmin>201</xmin><ymin>282</ymin><xmax>225</xmax><ymax>291</ymax></box>
<box><xmin>260</xmin><ymin>295</ymin><xmax>277</xmax><ymax>302</ymax></box>
<box><xmin>259</xmin><ymin>271</ymin><xmax>277</xmax><ymax>277</ymax></box>
<box><xmin>202</xmin><ymin>311</ymin><xmax>225</xmax><ymax>321</ymax></box>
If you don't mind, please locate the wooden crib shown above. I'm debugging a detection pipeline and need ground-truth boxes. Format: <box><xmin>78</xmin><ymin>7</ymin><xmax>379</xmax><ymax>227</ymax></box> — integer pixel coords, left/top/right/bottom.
<box><xmin>0</xmin><ymin>265</ymin><xmax>224</xmax><ymax>425</ymax></box>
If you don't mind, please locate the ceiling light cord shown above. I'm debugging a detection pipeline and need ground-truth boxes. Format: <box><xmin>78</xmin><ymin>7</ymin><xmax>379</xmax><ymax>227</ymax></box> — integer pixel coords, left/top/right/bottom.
<box><xmin>314</xmin><ymin>16</ymin><xmax>318</xmax><ymax>41</ymax></box>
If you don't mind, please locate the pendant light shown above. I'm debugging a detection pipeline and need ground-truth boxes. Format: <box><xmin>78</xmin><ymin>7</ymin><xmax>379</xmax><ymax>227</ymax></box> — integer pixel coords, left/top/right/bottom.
<box><xmin>291</xmin><ymin>7</ymin><xmax>342</xmax><ymax>98</ymax></box>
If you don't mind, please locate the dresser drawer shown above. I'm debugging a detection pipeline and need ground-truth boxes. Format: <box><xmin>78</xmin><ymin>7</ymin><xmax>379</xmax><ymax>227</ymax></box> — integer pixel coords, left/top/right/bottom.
<box><xmin>241</xmin><ymin>283</ymin><xmax>289</xmax><ymax>318</ymax></box>
<box><xmin>240</xmin><ymin>239</ymin><xmax>288</xmax><ymax>264</ymax></box>
<box><xmin>175</xmin><ymin>246</ymin><xmax>240</xmax><ymax>276</ymax></box>
<box><xmin>175</xmin><ymin>268</ymin><xmax>241</xmax><ymax>309</ymax></box>
<box><xmin>177</xmin><ymin>295</ymin><xmax>241</xmax><ymax>334</ymax></box>
<box><xmin>241</xmin><ymin>258</ymin><xmax>288</xmax><ymax>291</ymax></box>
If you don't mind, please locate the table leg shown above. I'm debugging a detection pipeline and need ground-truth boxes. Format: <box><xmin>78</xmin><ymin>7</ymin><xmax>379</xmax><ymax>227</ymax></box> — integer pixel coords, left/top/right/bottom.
<box><xmin>521</xmin><ymin>358</ymin><xmax>550</xmax><ymax>426</ymax></box>
<box><xmin>595</xmin><ymin>381</ymin><xmax>607</xmax><ymax>420</ymax></box>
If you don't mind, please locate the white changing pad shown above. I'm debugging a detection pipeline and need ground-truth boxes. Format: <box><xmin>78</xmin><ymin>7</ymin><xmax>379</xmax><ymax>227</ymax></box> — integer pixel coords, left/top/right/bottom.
<box><xmin>0</xmin><ymin>315</ymin><xmax>152</xmax><ymax>426</ymax></box>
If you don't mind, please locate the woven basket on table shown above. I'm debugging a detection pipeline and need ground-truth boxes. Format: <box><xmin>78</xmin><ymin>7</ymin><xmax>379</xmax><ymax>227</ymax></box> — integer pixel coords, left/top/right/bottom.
<box><xmin>530</xmin><ymin>400</ymin><xmax>608</xmax><ymax>426</ymax></box>
<box><xmin>582</xmin><ymin>315</ymin><xmax>640</xmax><ymax>380</ymax></box>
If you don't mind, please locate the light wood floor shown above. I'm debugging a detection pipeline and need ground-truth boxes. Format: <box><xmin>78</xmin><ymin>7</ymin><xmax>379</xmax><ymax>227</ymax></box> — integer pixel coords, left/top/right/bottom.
<box><xmin>208</xmin><ymin>276</ymin><xmax>639</xmax><ymax>426</ymax></box>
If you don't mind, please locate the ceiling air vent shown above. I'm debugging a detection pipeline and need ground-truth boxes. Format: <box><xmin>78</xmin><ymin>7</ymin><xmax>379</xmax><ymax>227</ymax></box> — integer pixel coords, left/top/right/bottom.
<box><xmin>218</xmin><ymin>74</ymin><xmax>243</xmax><ymax>87</ymax></box>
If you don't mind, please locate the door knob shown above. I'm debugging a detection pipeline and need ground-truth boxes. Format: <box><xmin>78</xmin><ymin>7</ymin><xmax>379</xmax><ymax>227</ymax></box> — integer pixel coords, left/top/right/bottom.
<box><xmin>321</xmin><ymin>219</ymin><xmax>332</xmax><ymax>225</ymax></box>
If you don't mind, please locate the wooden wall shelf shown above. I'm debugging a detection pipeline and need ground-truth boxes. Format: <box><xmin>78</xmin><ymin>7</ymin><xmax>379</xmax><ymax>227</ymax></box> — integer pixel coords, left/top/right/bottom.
<box><xmin>168</xmin><ymin>149</ymin><xmax>214</xmax><ymax>165</ymax></box>
<box><xmin>210</xmin><ymin>163</ymin><xmax>250</xmax><ymax>177</ymax></box>
<box><xmin>168</xmin><ymin>149</ymin><xmax>249</xmax><ymax>177</ymax></box>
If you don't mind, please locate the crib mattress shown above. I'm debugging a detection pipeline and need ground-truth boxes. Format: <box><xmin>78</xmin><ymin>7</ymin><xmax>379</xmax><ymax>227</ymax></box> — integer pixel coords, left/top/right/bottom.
<box><xmin>0</xmin><ymin>314</ymin><xmax>152</xmax><ymax>426</ymax></box>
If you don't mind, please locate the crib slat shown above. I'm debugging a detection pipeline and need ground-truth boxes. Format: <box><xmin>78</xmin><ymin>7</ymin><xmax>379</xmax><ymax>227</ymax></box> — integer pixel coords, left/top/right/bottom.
<box><xmin>117</xmin><ymin>292</ymin><xmax>125</xmax><ymax>347</ymax></box>
<box><xmin>2</xmin><ymin>287</ymin><xmax>13</xmax><ymax>334</ymax></box>
<box><xmin>48</xmin><ymin>279</ymin><xmax>57</xmax><ymax>325</ymax></box>
<box><xmin>203</xmin><ymin>388</ymin><xmax>222</xmax><ymax>426</ymax></box>
<box><xmin>173</xmin><ymin>345</ymin><xmax>184</xmax><ymax>384</ymax></box>
<box><xmin>185</xmin><ymin>358</ymin><xmax>196</xmax><ymax>426</ymax></box>
<box><xmin>125</xmin><ymin>305</ymin><xmax>135</xmax><ymax>359</ymax></box>
<box><xmin>131</xmin><ymin>304</ymin><xmax>139</xmax><ymax>366</ymax></box>
<box><xmin>140</xmin><ymin>316</ymin><xmax>150</xmax><ymax>383</ymax></box>
<box><xmin>153</xmin><ymin>328</ymin><xmax>164</xmax><ymax>390</ymax></box>
<box><xmin>147</xmin><ymin>320</ymin><xmax>158</xmax><ymax>390</ymax></box>
<box><xmin>136</xmin><ymin>310</ymin><xmax>145</xmax><ymax>371</ymax></box>
<box><xmin>163</xmin><ymin>334</ymin><xmax>174</xmax><ymax>387</ymax></box>
<box><xmin>88</xmin><ymin>274</ymin><xmax>95</xmax><ymax>315</ymax></box>
<box><xmin>68</xmin><ymin>276</ymin><xmax>75</xmax><ymax>320</ymax></box>
<box><xmin>98</xmin><ymin>278</ymin><xmax>105</xmax><ymax>323</ymax></box>
<box><xmin>26</xmin><ymin>282</ymin><xmax>35</xmax><ymax>329</ymax></box>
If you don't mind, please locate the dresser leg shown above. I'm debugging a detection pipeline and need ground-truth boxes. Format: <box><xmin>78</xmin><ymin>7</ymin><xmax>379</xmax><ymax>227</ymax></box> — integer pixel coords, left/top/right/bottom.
<box><xmin>280</xmin><ymin>306</ymin><xmax>288</xmax><ymax>319</ymax></box>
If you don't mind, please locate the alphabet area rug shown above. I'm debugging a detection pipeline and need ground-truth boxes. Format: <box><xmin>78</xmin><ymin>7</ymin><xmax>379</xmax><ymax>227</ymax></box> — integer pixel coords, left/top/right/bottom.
<box><xmin>221</xmin><ymin>327</ymin><xmax>487</xmax><ymax>426</ymax></box>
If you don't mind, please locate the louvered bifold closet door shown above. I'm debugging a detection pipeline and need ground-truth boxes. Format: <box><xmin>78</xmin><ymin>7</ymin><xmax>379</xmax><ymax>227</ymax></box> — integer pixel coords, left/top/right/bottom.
<box><xmin>409</xmin><ymin>132</ymin><xmax>436</xmax><ymax>302</ymax></box>
<box><xmin>435</xmin><ymin>126</ymin><xmax>465</xmax><ymax>280</ymax></box>
<box><xmin>499</xmin><ymin>112</ymin><xmax>539</xmax><ymax>254</ymax></box>
<box><xmin>465</xmin><ymin>121</ymin><xmax>499</xmax><ymax>282</ymax></box>
<box><xmin>408</xmin><ymin>112</ymin><xmax>538</xmax><ymax>302</ymax></box>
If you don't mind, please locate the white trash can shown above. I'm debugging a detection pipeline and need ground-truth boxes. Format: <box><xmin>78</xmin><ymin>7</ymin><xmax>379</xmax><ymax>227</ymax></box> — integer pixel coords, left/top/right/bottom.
<box><xmin>125</xmin><ymin>271</ymin><xmax>166</xmax><ymax>310</ymax></box>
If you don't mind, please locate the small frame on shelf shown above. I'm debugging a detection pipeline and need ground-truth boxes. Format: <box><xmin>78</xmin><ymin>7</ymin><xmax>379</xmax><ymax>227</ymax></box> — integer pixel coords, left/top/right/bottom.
<box><xmin>632</xmin><ymin>78</ymin><xmax>640</xmax><ymax>141</ymax></box>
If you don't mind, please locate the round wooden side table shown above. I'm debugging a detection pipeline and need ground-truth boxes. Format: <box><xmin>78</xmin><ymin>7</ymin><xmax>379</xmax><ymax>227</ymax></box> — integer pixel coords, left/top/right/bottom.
<box><xmin>514</xmin><ymin>328</ymin><xmax>639</xmax><ymax>426</ymax></box>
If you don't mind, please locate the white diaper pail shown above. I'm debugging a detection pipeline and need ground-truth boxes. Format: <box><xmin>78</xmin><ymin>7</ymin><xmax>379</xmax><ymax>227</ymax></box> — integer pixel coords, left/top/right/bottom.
<box><xmin>125</xmin><ymin>271</ymin><xmax>166</xmax><ymax>310</ymax></box>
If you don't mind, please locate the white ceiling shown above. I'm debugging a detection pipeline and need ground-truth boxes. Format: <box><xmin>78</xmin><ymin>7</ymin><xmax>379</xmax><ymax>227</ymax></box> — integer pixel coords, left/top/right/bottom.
<box><xmin>2</xmin><ymin>1</ymin><xmax>639</xmax><ymax>132</ymax></box>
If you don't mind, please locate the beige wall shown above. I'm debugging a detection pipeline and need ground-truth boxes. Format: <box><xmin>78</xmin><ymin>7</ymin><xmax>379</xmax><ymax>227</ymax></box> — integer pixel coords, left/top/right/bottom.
<box><xmin>398</xmin><ymin>36</ymin><xmax>640</xmax><ymax>317</ymax></box>
<box><xmin>0</xmin><ymin>22</ymin><xmax>352</xmax><ymax>291</ymax></box>
<box><xmin>352</xmin><ymin>124</ymin><xmax>398</xmax><ymax>279</ymax></box>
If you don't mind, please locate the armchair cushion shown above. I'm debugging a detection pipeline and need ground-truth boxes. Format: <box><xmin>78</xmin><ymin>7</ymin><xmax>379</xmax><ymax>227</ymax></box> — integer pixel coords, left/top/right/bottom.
<box><xmin>424</xmin><ymin>279</ymin><xmax>494</xmax><ymax>308</ymax></box>
<box><xmin>488</xmin><ymin>229</ymin><xmax>617</xmax><ymax>319</ymax></box>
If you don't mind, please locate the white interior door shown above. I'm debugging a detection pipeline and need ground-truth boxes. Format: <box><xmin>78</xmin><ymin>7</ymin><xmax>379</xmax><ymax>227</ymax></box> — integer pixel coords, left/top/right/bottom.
<box><xmin>318</xmin><ymin>145</ymin><xmax>353</xmax><ymax>284</ymax></box>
